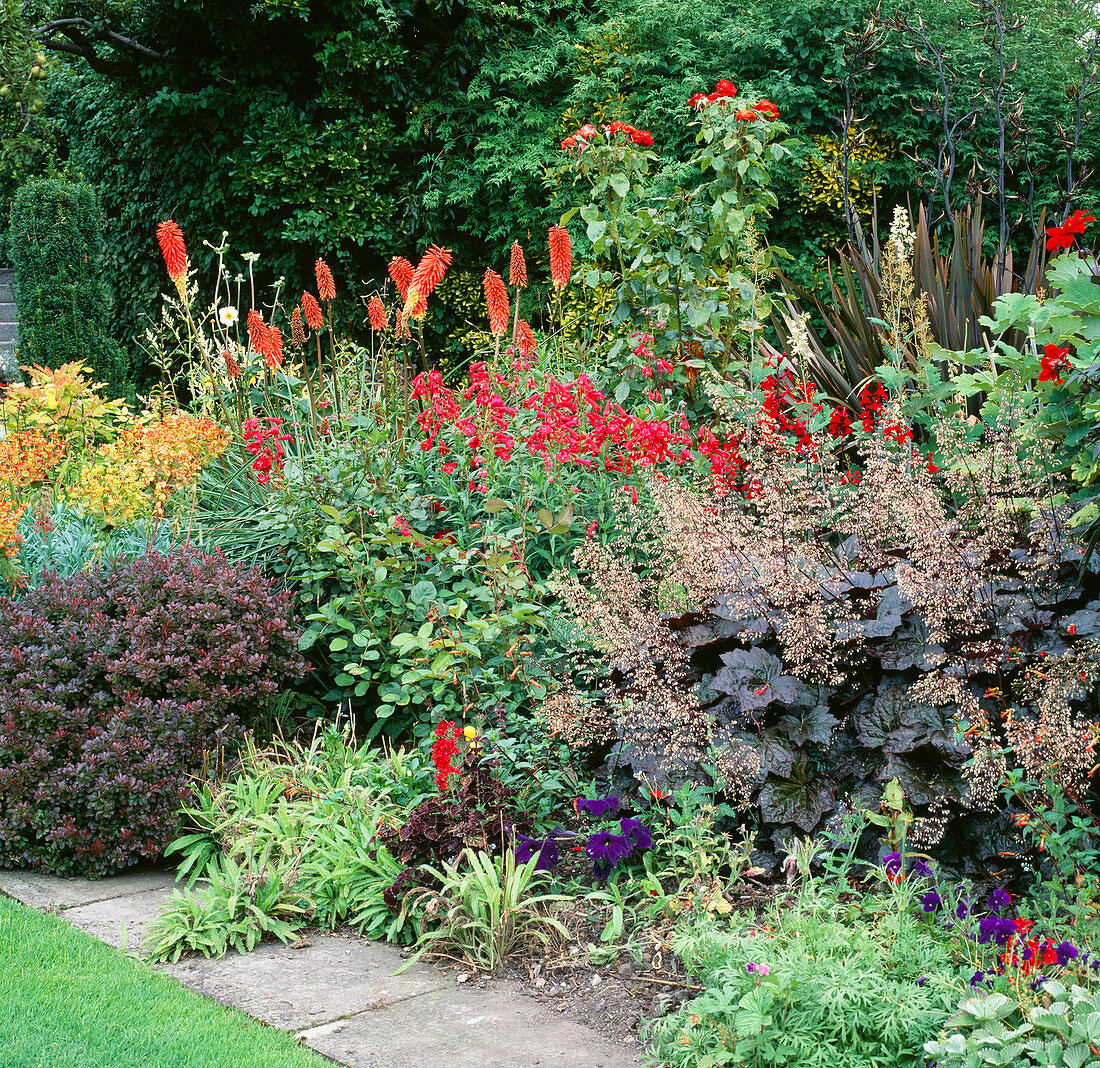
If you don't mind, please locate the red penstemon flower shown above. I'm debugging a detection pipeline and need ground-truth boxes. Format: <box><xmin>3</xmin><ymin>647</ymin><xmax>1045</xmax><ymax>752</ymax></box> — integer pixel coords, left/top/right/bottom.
<box><xmin>367</xmin><ymin>296</ymin><xmax>387</xmax><ymax>332</ymax></box>
<box><xmin>156</xmin><ymin>220</ymin><xmax>188</xmax><ymax>296</ymax></box>
<box><xmin>548</xmin><ymin>226</ymin><xmax>572</xmax><ymax>290</ymax></box>
<box><xmin>509</xmin><ymin>241</ymin><xmax>527</xmax><ymax>288</ymax></box>
<box><xmin>1046</xmin><ymin>209</ymin><xmax>1096</xmax><ymax>252</ymax></box>
<box><xmin>301</xmin><ymin>292</ymin><xmax>323</xmax><ymax>331</ymax></box>
<box><xmin>315</xmin><ymin>258</ymin><xmax>336</xmax><ymax>301</ymax></box>
<box><xmin>483</xmin><ymin>269</ymin><xmax>510</xmax><ymax>336</ymax></box>
<box><xmin>1039</xmin><ymin>343</ymin><xmax>1070</xmax><ymax>384</ymax></box>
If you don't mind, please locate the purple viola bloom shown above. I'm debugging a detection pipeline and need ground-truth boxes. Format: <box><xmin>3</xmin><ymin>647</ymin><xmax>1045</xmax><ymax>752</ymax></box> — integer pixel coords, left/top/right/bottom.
<box><xmin>586</xmin><ymin>830</ymin><xmax>632</xmax><ymax>879</ymax></box>
<box><xmin>956</xmin><ymin>900</ymin><xmax>971</xmax><ymax>920</ymax></box>
<box><xmin>1057</xmin><ymin>941</ymin><xmax>1079</xmax><ymax>966</ymax></box>
<box><xmin>911</xmin><ymin>859</ymin><xmax>933</xmax><ymax>878</ymax></box>
<box><xmin>883</xmin><ymin>851</ymin><xmax>903</xmax><ymax>876</ymax></box>
<box><xmin>986</xmin><ymin>889</ymin><xmax>1011</xmax><ymax>913</ymax></box>
<box><xmin>619</xmin><ymin>817</ymin><xmax>653</xmax><ymax>851</ymax></box>
<box><xmin>916</xmin><ymin>976</ymin><xmax>927</xmax><ymax>986</ymax></box>
<box><xmin>514</xmin><ymin>834</ymin><xmax>559</xmax><ymax>872</ymax></box>
<box><xmin>575</xmin><ymin>796</ymin><xmax>620</xmax><ymax>819</ymax></box>
<box><xmin>978</xmin><ymin>915</ymin><xmax>1016</xmax><ymax>947</ymax></box>
<box><xmin>921</xmin><ymin>891</ymin><xmax>942</xmax><ymax>913</ymax></box>
<box><xmin>970</xmin><ymin>970</ymin><xmax>986</xmax><ymax>987</ymax></box>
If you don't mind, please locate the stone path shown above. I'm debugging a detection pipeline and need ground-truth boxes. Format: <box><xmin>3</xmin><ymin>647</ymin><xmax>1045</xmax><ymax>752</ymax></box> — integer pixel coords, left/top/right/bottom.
<box><xmin>0</xmin><ymin>867</ymin><xmax>639</xmax><ymax>1068</ymax></box>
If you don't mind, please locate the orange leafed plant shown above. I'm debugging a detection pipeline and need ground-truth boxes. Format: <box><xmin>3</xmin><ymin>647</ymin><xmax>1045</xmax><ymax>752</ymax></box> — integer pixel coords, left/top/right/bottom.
<box><xmin>0</xmin><ymin>430</ymin><xmax>68</xmax><ymax>489</ymax></box>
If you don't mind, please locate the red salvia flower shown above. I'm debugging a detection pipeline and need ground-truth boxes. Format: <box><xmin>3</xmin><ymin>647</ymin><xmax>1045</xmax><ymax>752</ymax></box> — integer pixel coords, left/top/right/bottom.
<box><xmin>483</xmin><ymin>269</ymin><xmax>510</xmax><ymax>336</ymax></box>
<box><xmin>367</xmin><ymin>296</ymin><xmax>388</xmax><ymax>332</ymax></box>
<box><xmin>509</xmin><ymin>241</ymin><xmax>527</xmax><ymax>288</ymax></box>
<box><xmin>301</xmin><ymin>291</ymin><xmax>323</xmax><ymax>331</ymax></box>
<box><xmin>290</xmin><ymin>306</ymin><xmax>306</xmax><ymax>347</ymax></box>
<box><xmin>406</xmin><ymin>245</ymin><xmax>453</xmax><ymax>320</ymax></box>
<box><xmin>156</xmin><ymin>220</ymin><xmax>188</xmax><ymax>297</ymax></box>
<box><xmin>388</xmin><ymin>256</ymin><xmax>414</xmax><ymax>301</ymax></box>
<box><xmin>548</xmin><ymin>226</ymin><xmax>572</xmax><ymax>290</ymax></box>
<box><xmin>315</xmin><ymin>258</ymin><xmax>336</xmax><ymax>301</ymax></box>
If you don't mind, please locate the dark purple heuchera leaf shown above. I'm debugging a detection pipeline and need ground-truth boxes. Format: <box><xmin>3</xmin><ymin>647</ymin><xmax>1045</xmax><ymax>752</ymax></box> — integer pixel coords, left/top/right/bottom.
<box><xmin>0</xmin><ymin>549</ymin><xmax>305</xmax><ymax>877</ymax></box>
<box><xmin>574</xmin><ymin>796</ymin><xmax>620</xmax><ymax>818</ymax></box>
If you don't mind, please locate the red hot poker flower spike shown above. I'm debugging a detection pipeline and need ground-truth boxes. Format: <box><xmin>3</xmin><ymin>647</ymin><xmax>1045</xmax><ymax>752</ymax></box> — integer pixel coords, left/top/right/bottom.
<box><xmin>301</xmin><ymin>292</ymin><xmax>323</xmax><ymax>331</ymax></box>
<box><xmin>367</xmin><ymin>296</ymin><xmax>388</xmax><ymax>332</ymax></box>
<box><xmin>156</xmin><ymin>220</ymin><xmax>188</xmax><ymax>297</ymax></box>
<box><xmin>483</xmin><ymin>269</ymin><xmax>510</xmax><ymax>336</ymax></box>
<box><xmin>290</xmin><ymin>306</ymin><xmax>306</xmax><ymax>347</ymax></box>
<box><xmin>509</xmin><ymin>241</ymin><xmax>527</xmax><ymax>288</ymax></box>
<box><xmin>548</xmin><ymin>226</ymin><xmax>572</xmax><ymax>290</ymax></box>
<box><xmin>315</xmin><ymin>258</ymin><xmax>336</xmax><ymax>301</ymax></box>
<box><xmin>388</xmin><ymin>256</ymin><xmax>414</xmax><ymax>301</ymax></box>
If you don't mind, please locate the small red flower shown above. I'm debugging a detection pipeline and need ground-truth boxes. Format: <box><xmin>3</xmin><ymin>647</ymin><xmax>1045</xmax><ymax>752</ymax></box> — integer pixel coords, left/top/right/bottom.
<box><xmin>1046</xmin><ymin>209</ymin><xmax>1095</xmax><ymax>252</ymax></box>
<box><xmin>1038</xmin><ymin>343</ymin><xmax>1070</xmax><ymax>384</ymax></box>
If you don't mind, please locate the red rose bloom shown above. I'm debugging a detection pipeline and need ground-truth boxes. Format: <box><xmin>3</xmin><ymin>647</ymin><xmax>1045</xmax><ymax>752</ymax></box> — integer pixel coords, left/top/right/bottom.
<box><xmin>628</xmin><ymin>127</ymin><xmax>654</xmax><ymax>147</ymax></box>
<box><xmin>736</xmin><ymin>109</ymin><xmax>758</xmax><ymax>122</ymax></box>
<box><xmin>715</xmin><ymin>79</ymin><xmax>737</xmax><ymax>97</ymax></box>
<box><xmin>755</xmin><ymin>99</ymin><xmax>780</xmax><ymax>120</ymax></box>
<box><xmin>688</xmin><ymin>92</ymin><xmax>708</xmax><ymax>109</ymax></box>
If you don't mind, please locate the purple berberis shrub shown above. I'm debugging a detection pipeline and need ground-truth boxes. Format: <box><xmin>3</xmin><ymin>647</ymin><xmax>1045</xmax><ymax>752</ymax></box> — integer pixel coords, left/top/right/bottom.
<box><xmin>0</xmin><ymin>548</ymin><xmax>305</xmax><ymax>876</ymax></box>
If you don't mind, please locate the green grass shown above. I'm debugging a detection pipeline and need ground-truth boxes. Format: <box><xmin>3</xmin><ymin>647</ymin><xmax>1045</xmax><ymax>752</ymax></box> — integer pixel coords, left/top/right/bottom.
<box><xmin>0</xmin><ymin>894</ymin><xmax>331</xmax><ymax>1068</ymax></box>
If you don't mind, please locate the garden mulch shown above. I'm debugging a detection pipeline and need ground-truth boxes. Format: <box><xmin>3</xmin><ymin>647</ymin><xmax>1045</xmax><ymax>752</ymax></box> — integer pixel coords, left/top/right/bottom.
<box><xmin>0</xmin><ymin>866</ymin><xmax>640</xmax><ymax>1068</ymax></box>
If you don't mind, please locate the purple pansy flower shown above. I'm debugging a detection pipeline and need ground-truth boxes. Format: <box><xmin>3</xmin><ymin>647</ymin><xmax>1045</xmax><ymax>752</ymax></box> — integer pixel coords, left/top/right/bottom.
<box><xmin>883</xmin><ymin>851</ymin><xmax>903</xmax><ymax>875</ymax></box>
<box><xmin>970</xmin><ymin>970</ymin><xmax>986</xmax><ymax>987</ymax></box>
<box><xmin>986</xmin><ymin>889</ymin><xmax>1011</xmax><ymax>912</ymax></box>
<box><xmin>921</xmin><ymin>891</ymin><xmax>942</xmax><ymax>913</ymax></box>
<box><xmin>911</xmin><ymin>859</ymin><xmax>932</xmax><ymax>878</ymax></box>
<box><xmin>1057</xmin><ymin>941</ymin><xmax>1079</xmax><ymax>966</ymax></box>
<box><xmin>586</xmin><ymin>830</ymin><xmax>632</xmax><ymax>879</ymax></box>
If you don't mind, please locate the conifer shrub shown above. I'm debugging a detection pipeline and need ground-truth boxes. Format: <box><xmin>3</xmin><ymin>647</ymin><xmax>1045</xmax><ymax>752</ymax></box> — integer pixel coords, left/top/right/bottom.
<box><xmin>0</xmin><ymin>548</ymin><xmax>305</xmax><ymax>876</ymax></box>
<box><xmin>8</xmin><ymin>178</ymin><xmax>130</xmax><ymax>394</ymax></box>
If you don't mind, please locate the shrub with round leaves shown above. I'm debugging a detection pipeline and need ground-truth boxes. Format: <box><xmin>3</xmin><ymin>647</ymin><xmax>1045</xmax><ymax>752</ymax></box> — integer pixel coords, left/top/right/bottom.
<box><xmin>0</xmin><ymin>548</ymin><xmax>305</xmax><ymax>876</ymax></box>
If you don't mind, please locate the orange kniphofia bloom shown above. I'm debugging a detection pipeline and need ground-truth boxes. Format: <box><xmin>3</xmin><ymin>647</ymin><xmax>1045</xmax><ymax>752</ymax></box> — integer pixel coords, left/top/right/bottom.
<box><xmin>517</xmin><ymin>318</ymin><xmax>536</xmax><ymax>358</ymax></box>
<box><xmin>549</xmin><ymin>226</ymin><xmax>572</xmax><ymax>290</ymax></box>
<box><xmin>156</xmin><ymin>220</ymin><xmax>188</xmax><ymax>297</ymax></box>
<box><xmin>247</xmin><ymin>309</ymin><xmax>267</xmax><ymax>355</ymax></box>
<box><xmin>222</xmin><ymin>350</ymin><xmax>242</xmax><ymax>379</ymax></box>
<box><xmin>509</xmin><ymin>241</ymin><xmax>527</xmax><ymax>288</ymax></box>
<box><xmin>315</xmin><ymin>258</ymin><xmax>336</xmax><ymax>301</ymax></box>
<box><xmin>301</xmin><ymin>292</ymin><xmax>323</xmax><ymax>331</ymax></box>
<box><xmin>406</xmin><ymin>245</ymin><xmax>453</xmax><ymax>320</ymax></box>
<box><xmin>388</xmin><ymin>256</ymin><xmax>414</xmax><ymax>301</ymax></box>
<box><xmin>265</xmin><ymin>326</ymin><xmax>284</xmax><ymax>369</ymax></box>
<box><xmin>483</xmin><ymin>269</ymin><xmax>510</xmax><ymax>336</ymax></box>
<box><xmin>290</xmin><ymin>306</ymin><xmax>306</xmax><ymax>347</ymax></box>
<box><xmin>368</xmin><ymin>296</ymin><xmax>388</xmax><ymax>332</ymax></box>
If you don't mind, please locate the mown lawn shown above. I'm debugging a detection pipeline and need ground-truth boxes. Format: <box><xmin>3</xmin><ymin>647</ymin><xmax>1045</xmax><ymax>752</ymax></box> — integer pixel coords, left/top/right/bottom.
<box><xmin>0</xmin><ymin>893</ymin><xmax>330</xmax><ymax>1068</ymax></box>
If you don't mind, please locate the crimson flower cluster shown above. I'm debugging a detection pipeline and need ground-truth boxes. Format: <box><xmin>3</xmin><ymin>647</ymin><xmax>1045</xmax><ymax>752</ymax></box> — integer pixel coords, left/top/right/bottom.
<box><xmin>410</xmin><ymin>359</ymin><xmax>746</xmax><ymax>496</ymax></box>
<box><xmin>242</xmin><ymin>416</ymin><xmax>292</xmax><ymax>483</ymax></box>
<box><xmin>688</xmin><ymin>80</ymin><xmax>780</xmax><ymax>121</ymax></box>
<box><xmin>431</xmin><ymin>720</ymin><xmax>463</xmax><ymax>791</ymax></box>
<box><xmin>561</xmin><ymin>120</ymin><xmax>654</xmax><ymax>151</ymax></box>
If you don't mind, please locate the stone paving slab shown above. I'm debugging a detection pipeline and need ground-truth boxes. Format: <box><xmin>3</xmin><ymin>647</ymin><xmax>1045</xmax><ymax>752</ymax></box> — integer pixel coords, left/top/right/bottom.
<box><xmin>0</xmin><ymin>867</ymin><xmax>175</xmax><ymax>911</ymax></box>
<box><xmin>0</xmin><ymin>868</ymin><xmax>640</xmax><ymax>1068</ymax></box>
<box><xmin>163</xmin><ymin>934</ymin><xmax>452</xmax><ymax>1031</ymax></box>
<box><xmin>295</xmin><ymin>982</ymin><xmax>637</xmax><ymax>1068</ymax></box>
